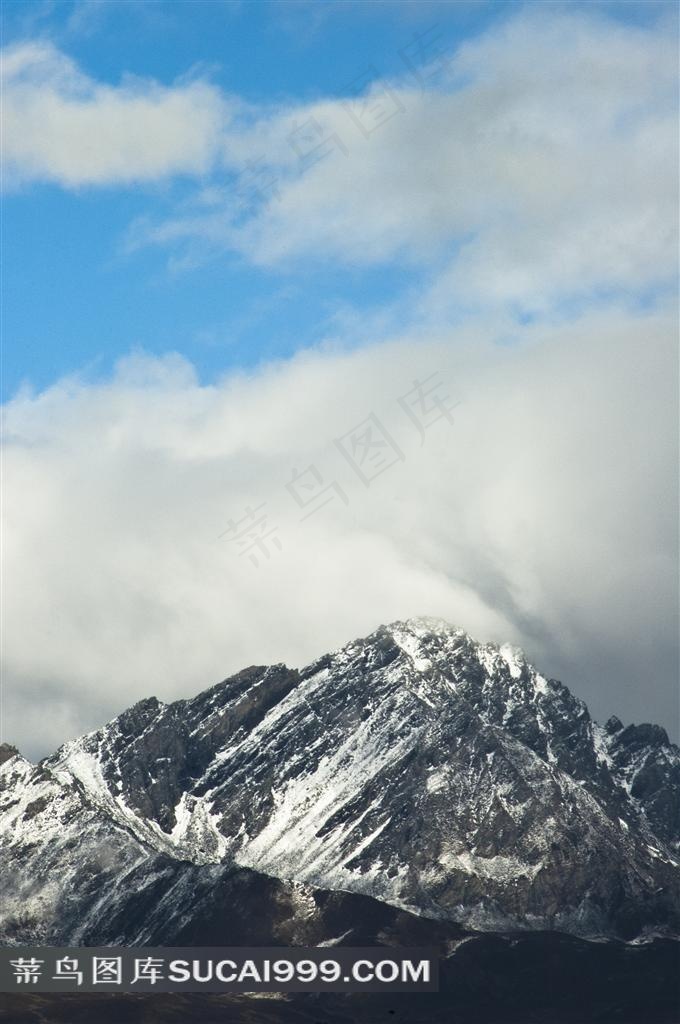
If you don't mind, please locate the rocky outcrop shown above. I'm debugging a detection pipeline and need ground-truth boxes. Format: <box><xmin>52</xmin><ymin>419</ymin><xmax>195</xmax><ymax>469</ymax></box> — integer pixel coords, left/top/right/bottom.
<box><xmin>1</xmin><ymin>618</ymin><xmax>678</xmax><ymax>945</ymax></box>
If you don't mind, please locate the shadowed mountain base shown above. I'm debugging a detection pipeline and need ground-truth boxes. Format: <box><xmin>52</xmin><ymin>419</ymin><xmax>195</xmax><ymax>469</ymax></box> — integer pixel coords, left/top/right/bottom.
<box><xmin>1</xmin><ymin>934</ymin><xmax>678</xmax><ymax>1024</ymax></box>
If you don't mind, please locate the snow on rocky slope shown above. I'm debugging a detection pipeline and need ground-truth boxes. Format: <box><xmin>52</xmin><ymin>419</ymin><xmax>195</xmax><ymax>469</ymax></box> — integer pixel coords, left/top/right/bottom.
<box><xmin>1</xmin><ymin>619</ymin><xmax>678</xmax><ymax>943</ymax></box>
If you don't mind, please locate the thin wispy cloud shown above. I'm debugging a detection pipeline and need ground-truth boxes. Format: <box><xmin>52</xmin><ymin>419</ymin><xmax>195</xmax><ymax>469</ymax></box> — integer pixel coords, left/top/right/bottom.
<box><xmin>135</xmin><ymin>10</ymin><xmax>676</xmax><ymax>315</ymax></box>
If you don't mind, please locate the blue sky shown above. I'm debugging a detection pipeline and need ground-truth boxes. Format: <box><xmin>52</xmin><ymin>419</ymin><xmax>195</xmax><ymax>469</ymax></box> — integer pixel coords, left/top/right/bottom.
<box><xmin>2</xmin><ymin>0</ymin><xmax>678</xmax><ymax>755</ymax></box>
<box><xmin>4</xmin><ymin>0</ymin><xmax>493</xmax><ymax>396</ymax></box>
<box><xmin>2</xmin><ymin>0</ymin><xmax>674</xmax><ymax>397</ymax></box>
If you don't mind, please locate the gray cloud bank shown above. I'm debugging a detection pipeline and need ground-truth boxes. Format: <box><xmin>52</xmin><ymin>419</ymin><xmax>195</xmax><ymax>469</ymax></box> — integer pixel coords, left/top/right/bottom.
<box><xmin>3</xmin><ymin>305</ymin><xmax>678</xmax><ymax>758</ymax></box>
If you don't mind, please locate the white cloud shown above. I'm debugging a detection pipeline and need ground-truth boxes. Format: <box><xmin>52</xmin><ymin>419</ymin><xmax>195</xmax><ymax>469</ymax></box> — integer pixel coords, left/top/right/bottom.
<box><xmin>4</xmin><ymin>9</ymin><xmax>676</xmax><ymax>311</ymax></box>
<box><xmin>1</xmin><ymin>41</ymin><xmax>229</xmax><ymax>186</ymax></box>
<box><xmin>2</xmin><ymin>305</ymin><xmax>677</xmax><ymax>758</ymax></box>
<box><xmin>134</xmin><ymin>7</ymin><xmax>677</xmax><ymax>311</ymax></box>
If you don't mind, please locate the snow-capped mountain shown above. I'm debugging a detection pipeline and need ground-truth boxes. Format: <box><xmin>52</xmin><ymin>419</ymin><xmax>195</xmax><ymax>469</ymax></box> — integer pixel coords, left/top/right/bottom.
<box><xmin>1</xmin><ymin>618</ymin><xmax>679</xmax><ymax>945</ymax></box>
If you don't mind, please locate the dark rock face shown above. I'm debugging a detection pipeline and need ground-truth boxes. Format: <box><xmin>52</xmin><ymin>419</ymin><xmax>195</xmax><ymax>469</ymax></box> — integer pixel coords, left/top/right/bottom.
<box><xmin>79</xmin><ymin>666</ymin><xmax>300</xmax><ymax>833</ymax></box>
<box><xmin>1</xmin><ymin>618</ymin><xmax>679</xmax><ymax>948</ymax></box>
<box><xmin>0</xmin><ymin>744</ymin><xmax>19</xmax><ymax>767</ymax></box>
<box><xmin>605</xmin><ymin>722</ymin><xmax>680</xmax><ymax>845</ymax></box>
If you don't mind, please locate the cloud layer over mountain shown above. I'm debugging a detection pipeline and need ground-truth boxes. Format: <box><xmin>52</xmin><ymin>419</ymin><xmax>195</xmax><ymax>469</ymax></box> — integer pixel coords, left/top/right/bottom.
<box><xmin>4</xmin><ymin>304</ymin><xmax>677</xmax><ymax>757</ymax></box>
<box><xmin>1</xmin><ymin>6</ymin><xmax>677</xmax><ymax>757</ymax></box>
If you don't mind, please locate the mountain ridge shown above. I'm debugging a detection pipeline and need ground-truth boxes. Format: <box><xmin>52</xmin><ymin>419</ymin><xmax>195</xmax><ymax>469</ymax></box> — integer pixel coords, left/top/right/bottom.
<box><xmin>2</xmin><ymin>618</ymin><xmax>679</xmax><ymax>946</ymax></box>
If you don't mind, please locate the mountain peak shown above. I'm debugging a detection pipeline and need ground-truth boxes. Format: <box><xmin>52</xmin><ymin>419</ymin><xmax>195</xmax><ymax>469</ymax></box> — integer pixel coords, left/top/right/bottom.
<box><xmin>3</xmin><ymin>621</ymin><xmax>679</xmax><ymax>944</ymax></box>
<box><xmin>370</xmin><ymin>617</ymin><xmax>533</xmax><ymax>689</ymax></box>
<box><xmin>0</xmin><ymin>742</ymin><xmax>21</xmax><ymax>767</ymax></box>
<box><xmin>387</xmin><ymin>615</ymin><xmax>467</xmax><ymax>635</ymax></box>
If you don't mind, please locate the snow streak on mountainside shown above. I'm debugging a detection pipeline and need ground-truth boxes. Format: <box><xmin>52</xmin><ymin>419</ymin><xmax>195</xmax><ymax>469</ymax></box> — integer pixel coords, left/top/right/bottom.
<box><xmin>1</xmin><ymin>619</ymin><xmax>679</xmax><ymax>944</ymax></box>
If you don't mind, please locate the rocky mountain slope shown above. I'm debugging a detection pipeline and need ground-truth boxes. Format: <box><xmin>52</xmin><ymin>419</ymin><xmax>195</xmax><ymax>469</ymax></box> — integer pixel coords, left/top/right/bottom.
<box><xmin>1</xmin><ymin>618</ymin><xmax>679</xmax><ymax>946</ymax></box>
